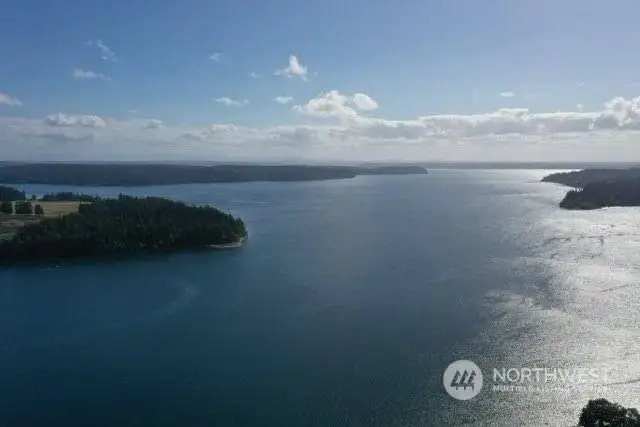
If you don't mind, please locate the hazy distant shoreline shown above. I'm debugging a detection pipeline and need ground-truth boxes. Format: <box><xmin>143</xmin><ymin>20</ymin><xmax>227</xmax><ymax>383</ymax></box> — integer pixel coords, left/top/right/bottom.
<box><xmin>1</xmin><ymin>160</ymin><xmax>638</xmax><ymax>170</ymax></box>
<box><xmin>0</xmin><ymin>163</ymin><xmax>427</xmax><ymax>186</ymax></box>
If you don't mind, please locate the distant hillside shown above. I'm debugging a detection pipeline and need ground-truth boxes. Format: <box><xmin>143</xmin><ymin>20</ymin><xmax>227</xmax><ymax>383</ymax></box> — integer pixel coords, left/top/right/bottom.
<box><xmin>542</xmin><ymin>168</ymin><xmax>640</xmax><ymax>188</ymax></box>
<box><xmin>542</xmin><ymin>167</ymin><xmax>640</xmax><ymax>210</ymax></box>
<box><xmin>0</xmin><ymin>163</ymin><xmax>427</xmax><ymax>186</ymax></box>
<box><xmin>559</xmin><ymin>177</ymin><xmax>640</xmax><ymax>210</ymax></box>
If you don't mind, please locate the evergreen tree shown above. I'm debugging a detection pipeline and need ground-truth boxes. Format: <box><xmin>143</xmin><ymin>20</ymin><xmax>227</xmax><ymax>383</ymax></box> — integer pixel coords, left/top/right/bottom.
<box><xmin>0</xmin><ymin>185</ymin><xmax>25</xmax><ymax>201</ymax></box>
<box><xmin>34</xmin><ymin>204</ymin><xmax>45</xmax><ymax>215</ymax></box>
<box><xmin>14</xmin><ymin>201</ymin><xmax>33</xmax><ymax>215</ymax></box>
<box><xmin>0</xmin><ymin>201</ymin><xmax>13</xmax><ymax>214</ymax></box>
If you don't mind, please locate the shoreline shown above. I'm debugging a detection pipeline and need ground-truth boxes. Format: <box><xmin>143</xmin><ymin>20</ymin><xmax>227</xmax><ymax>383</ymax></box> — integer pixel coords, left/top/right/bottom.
<box><xmin>208</xmin><ymin>236</ymin><xmax>247</xmax><ymax>250</ymax></box>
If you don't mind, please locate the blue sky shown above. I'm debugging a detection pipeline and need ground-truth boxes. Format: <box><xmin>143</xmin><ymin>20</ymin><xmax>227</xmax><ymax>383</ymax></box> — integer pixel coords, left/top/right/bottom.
<box><xmin>1</xmin><ymin>0</ymin><xmax>640</xmax><ymax>161</ymax></box>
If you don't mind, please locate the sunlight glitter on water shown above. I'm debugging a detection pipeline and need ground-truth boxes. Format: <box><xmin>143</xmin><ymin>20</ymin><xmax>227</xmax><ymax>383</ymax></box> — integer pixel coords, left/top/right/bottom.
<box><xmin>476</xmin><ymin>185</ymin><xmax>640</xmax><ymax>424</ymax></box>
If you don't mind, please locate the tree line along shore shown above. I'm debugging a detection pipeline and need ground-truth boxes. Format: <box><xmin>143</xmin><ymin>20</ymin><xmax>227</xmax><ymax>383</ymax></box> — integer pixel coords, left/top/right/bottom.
<box><xmin>542</xmin><ymin>167</ymin><xmax>640</xmax><ymax>210</ymax></box>
<box><xmin>0</xmin><ymin>187</ymin><xmax>246</xmax><ymax>263</ymax></box>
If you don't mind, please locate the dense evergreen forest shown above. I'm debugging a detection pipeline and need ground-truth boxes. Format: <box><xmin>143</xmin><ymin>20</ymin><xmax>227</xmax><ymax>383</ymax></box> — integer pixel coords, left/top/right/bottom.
<box><xmin>543</xmin><ymin>168</ymin><xmax>640</xmax><ymax>209</ymax></box>
<box><xmin>542</xmin><ymin>168</ymin><xmax>640</xmax><ymax>188</ymax></box>
<box><xmin>0</xmin><ymin>185</ymin><xmax>25</xmax><ymax>201</ymax></box>
<box><xmin>559</xmin><ymin>177</ymin><xmax>640</xmax><ymax>209</ymax></box>
<box><xmin>0</xmin><ymin>195</ymin><xmax>246</xmax><ymax>263</ymax></box>
<box><xmin>0</xmin><ymin>163</ymin><xmax>427</xmax><ymax>186</ymax></box>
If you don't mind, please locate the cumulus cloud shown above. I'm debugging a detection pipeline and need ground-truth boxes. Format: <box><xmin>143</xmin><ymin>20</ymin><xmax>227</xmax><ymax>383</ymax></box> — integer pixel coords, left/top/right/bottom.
<box><xmin>0</xmin><ymin>92</ymin><xmax>22</xmax><ymax>106</ymax></box>
<box><xmin>45</xmin><ymin>113</ymin><xmax>107</xmax><ymax>128</ymax></box>
<box><xmin>274</xmin><ymin>96</ymin><xmax>293</xmax><ymax>104</ymax></box>
<box><xmin>249</xmin><ymin>72</ymin><xmax>260</xmax><ymax>79</ymax></box>
<box><xmin>293</xmin><ymin>91</ymin><xmax>378</xmax><ymax>118</ymax></box>
<box><xmin>275</xmin><ymin>55</ymin><xmax>308</xmax><ymax>80</ymax></box>
<box><xmin>209</xmin><ymin>52</ymin><xmax>222</xmax><ymax>62</ymax></box>
<box><xmin>500</xmin><ymin>92</ymin><xmax>515</xmax><ymax>98</ymax></box>
<box><xmin>144</xmin><ymin>119</ymin><xmax>163</xmax><ymax>129</ymax></box>
<box><xmin>215</xmin><ymin>97</ymin><xmax>249</xmax><ymax>107</ymax></box>
<box><xmin>73</xmin><ymin>68</ymin><xmax>109</xmax><ymax>80</ymax></box>
<box><xmin>293</xmin><ymin>93</ymin><xmax>640</xmax><ymax>140</ymax></box>
<box><xmin>352</xmin><ymin>93</ymin><xmax>378</xmax><ymax>111</ymax></box>
<box><xmin>4</xmin><ymin>95</ymin><xmax>640</xmax><ymax>162</ymax></box>
<box><xmin>87</xmin><ymin>40</ymin><xmax>117</xmax><ymax>62</ymax></box>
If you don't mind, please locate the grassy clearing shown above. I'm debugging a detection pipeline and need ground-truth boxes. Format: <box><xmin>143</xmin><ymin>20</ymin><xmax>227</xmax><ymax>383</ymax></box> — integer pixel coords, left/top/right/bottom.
<box><xmin>0</xmin><ymin>201</ymin><xmax>84</xmax><ymax>241</ymax></box>
<box><xmin>37</xmin><ymin>201</ymin><xmax>83</xmax><ymax>217</ymax></box>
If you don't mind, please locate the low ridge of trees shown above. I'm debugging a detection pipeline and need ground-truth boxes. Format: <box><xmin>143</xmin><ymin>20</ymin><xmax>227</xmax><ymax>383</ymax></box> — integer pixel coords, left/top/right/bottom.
<box><xmin>0</xmin><ymin>185</ymin><xmax>25</xmax><ymax>201</ymax></box>
<box><xmin>542</xmin><ymin>168</ymin><xmax>640</xmax><ymax>188</ymax></box>
<box><xmin>40</xmin><ymin>192</ymin><xmax>102</xmax><ymax>202</ymax></box>
<box><xmin>543</xmin><ymin>168</ymin><xmax>640</xmax><ymax>210</ymax></box>
<box><xmin>0</xmin><ymin>195</ymin><xmax>247</xmax><ymax>263</ymax></box>
<box><xmin>0</xmin><ymin>163</ymin><xmax>427</xmax><ymax>186</ymax></box>
<box><xmin>559</xmin><ymin>177</ymin><xmax>640</xmax><ymax>210</ymax></box>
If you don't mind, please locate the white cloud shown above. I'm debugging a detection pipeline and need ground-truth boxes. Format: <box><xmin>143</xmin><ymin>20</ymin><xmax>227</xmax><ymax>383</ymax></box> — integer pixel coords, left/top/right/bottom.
<box><xmin>87</xmin><ymin>40</ymin><xmax>117</xmax><ymax>62</ymax></box>
<box><xmin>144</xmin><ymin>119</ymin><xmax>163</xmax><ymax>129</ymax></box>
<box><xmin>293</xmin><ymin>91</ymin><xmax>378</xmax><ymax>118</ymax></box>
<box><xmin>73</xmin><ymin>68</ymin><xmax>109</xmax><ymax>81</ymax></box>
<box><xmin>294</xmin><ymin>91</ymin><xmax>357</xmax><ymax>118</ymax></box>
<box><xmin>45</xmin><ymin>113</ymin><xmax>107</xmax><ymax>128</ymax></box>
<box><xmin>274</xmin><ymin>55</ymin><xmax>308</xmax><ymax>80</ymax></box>
<box><xmin>249</xmin><ymin>72</ymin><xmax>260</xmax><ymax>79</ymax></box>
<box><xmin>576</xmin><ymin>81</ymin><xmax>586</xmax><ymax>87</ymax></box>
<box><xmin>215</xmin><ymin>97</ymin><xmax>249</xmax><ymax>107</ymax></box>
<box><xmin>274</xmin><ymin>96</ymin><xmax>293</xmax><ymax>104</ymax></box>
<box><xmin>352</xmin><ymin>93</ymin><xmax>378</xmax><ymax>111</ymax></box>
<box><xmin>209</xmin><ymin>52</ymin><xmax>222</xmax><ymax>62</ymax></box>
<box><xmin>500</xmin><ymin>92</ymin><xmax>515</xmax><ymax>98</ymax></box>
<box><xmin>4</xmin><ymin>95</ymin><xmax>640</xmax><ymax>162</ymax></box>
<box><xmin>0</xmin><ymin>92</ymin><xmax>22</xmax><ymax>107</ymax></box>
<box><xmin>577</xmin><ymin>104</ymin><xmax>584</xmax><ymax>112</ymax></box>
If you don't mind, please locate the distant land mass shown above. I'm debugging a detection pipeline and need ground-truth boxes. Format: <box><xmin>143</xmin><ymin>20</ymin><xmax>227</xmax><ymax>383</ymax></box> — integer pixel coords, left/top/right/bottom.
<box><xmin>0</xmin><ymin>163</ymin><xmax>427</xmax><ymax>186</ymax></box>
<box><xmin>419</xmin><ymin>161</ymin><xmax>640</xmax><ymax>170</ymax></box>
<box><xmin>542</xmin><ymin>167</ymin><xmax>640</xmax><ymax>210</ymax></box>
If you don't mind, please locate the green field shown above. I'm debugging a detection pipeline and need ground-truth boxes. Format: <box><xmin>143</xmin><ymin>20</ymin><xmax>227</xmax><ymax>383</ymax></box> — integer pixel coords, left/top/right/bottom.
<box><xmin>0</xmin><ymin>201</ymin><xmax>83</xmax><ymax>241</ymax></box>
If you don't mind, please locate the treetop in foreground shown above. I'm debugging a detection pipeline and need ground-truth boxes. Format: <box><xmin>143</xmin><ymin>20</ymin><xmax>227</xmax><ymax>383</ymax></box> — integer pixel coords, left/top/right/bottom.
<box><xmin>579</xmin><ymin>399</ymin><xmax>639</xmax><ymax>427</ymax></box>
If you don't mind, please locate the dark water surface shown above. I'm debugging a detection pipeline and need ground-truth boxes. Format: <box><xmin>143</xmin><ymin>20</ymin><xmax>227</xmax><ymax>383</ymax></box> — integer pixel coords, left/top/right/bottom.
<box><xmin>1</xmin><ymin>170</ymin><xmax>638</xmax><ymax>426</ymax></box>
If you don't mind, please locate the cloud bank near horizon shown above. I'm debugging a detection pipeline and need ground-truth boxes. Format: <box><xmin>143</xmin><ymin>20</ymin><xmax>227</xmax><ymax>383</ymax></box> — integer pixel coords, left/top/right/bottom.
<box><xmin>1</xmin><ymin>93</ymin><xmax>640</xmax><ymax>162</ymax></box>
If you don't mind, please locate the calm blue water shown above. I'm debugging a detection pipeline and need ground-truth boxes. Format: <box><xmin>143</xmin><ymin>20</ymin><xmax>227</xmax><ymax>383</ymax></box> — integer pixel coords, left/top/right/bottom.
<box><xmin>0</xmin><ymin>170</ymin><xmax>638</xmax><ymax>426</ymax></box>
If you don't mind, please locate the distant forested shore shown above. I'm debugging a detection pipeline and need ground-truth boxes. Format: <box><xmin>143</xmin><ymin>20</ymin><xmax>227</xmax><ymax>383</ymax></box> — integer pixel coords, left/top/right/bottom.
<box><xmin>0</xmin><ymin>191</ymin><xmax>246</xmax><ymax>264</ymax></box>
<box><xmin>542</xmin><ymin>168</ymin><xmax>640</xmax><ymax>210</ymax></box>
<box><xmin>0</xmin><ymin>163</ymin><xmax>427</xmax><ymax>186</ymax></box>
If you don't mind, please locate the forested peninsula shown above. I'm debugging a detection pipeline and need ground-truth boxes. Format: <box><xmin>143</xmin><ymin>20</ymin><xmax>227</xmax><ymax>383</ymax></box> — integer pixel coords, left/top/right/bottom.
<box><xmin>542</xmin><ymin>168</ymin><xmax>640</xmax><ymax>210</ymax></box>
<box><xmin>0</xmin><ymin>163</ymin><xmax>427</xmax><ymax>186</ymax></box>
<box><xmin>0</xmin><ymin>191</ymin><xmax>246</xmax><ymax>263</ymax></box>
